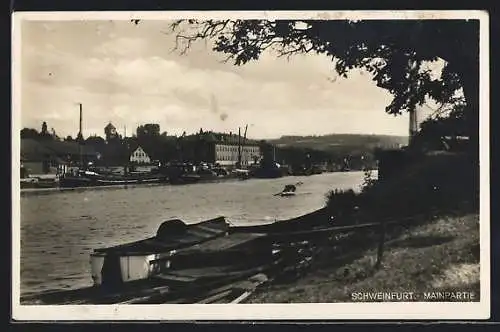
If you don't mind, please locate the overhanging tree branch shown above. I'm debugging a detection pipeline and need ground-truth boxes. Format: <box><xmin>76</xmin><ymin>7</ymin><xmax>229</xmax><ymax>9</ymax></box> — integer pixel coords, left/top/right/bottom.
<box><xmin>132</xmin><ymin>18</ymin><xmax>479</xmax><ymax>144</ymax></box>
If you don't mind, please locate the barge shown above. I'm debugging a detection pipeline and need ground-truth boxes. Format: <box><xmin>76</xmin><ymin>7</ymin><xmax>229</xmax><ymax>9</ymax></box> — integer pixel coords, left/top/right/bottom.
<box><xmin>59</xmin><ymin>170</ymin><xmax>169</xmax><ymax>188</ymax></box>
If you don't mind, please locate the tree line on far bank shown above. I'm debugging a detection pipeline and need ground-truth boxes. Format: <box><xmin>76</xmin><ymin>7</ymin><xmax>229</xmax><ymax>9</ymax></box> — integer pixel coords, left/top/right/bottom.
<box><xmin>20</xmin><ymin>122</ymin><xmax>379</xmax><ymax>170</ymax></box>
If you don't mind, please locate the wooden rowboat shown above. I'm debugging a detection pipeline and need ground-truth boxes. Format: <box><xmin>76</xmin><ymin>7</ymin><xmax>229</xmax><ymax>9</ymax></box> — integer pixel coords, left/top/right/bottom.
<box><xmin>90</xmin><ymin>207</ymin><xmax>332</xmax><ymax>288</ymax></box>
<box><xmin>90</xmin><ymin>217</ymin><xmax>229</xmax><ymax>287</ymax></box>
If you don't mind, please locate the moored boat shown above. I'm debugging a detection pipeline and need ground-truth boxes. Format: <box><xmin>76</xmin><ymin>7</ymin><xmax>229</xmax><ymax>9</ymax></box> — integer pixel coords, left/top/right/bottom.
<box><xmin>30</xmin><ymin>207</ymin><xmax>340</xmax><ymax>304</ymax></box>
<box><xmin>273</xmin><ymin>183</ymin><xmax>302</xmax><ymax>197</ymax></box>
<box><xmin>89</xmin><ymin>207</ymin><xmax>333</xmax><ymax>289</ymax></box>
<box><xmin>90</xmin><ymin>217</ymin><xmax>229</xmax><ymax>287</ymax></box>
<box><xmin>59</xmin><ymin>175</ymin><xmax>94</xmax><ymax>188</ymax></box>
<box><xmin>59</xmin><ymin>170</ymin><xmax>168</xmax><ymax>188</ymax></box>
<box><xmin>20</xmin><ymin>176</ymin><xmax>59</xmax><ymax>189</ymax></box>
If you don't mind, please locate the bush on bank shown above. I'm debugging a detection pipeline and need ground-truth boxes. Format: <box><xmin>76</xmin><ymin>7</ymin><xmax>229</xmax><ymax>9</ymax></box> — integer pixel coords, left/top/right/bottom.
<box><xmin>325</xmin><ymin>152</ymin><xmax>479</xmax><ymax>224</ymax></box>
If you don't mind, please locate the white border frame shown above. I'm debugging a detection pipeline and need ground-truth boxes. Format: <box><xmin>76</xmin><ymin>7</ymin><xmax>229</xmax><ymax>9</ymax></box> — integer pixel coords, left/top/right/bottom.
<box><xmin>11</xmin><ymin>10</ymin><xmax>490</xmax><ymax>321</ymax></box>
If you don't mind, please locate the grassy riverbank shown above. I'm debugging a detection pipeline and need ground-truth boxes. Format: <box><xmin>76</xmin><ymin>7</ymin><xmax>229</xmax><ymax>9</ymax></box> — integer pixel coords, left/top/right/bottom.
<box><xmin>248</xmin><ymin>151</ymin><xmax>480</xmax><ymax>303</ymax></box>
<box><xmin>248</xmin><ymin>212</ymin><xmax>480</xmax><ymax>303</ymax></box>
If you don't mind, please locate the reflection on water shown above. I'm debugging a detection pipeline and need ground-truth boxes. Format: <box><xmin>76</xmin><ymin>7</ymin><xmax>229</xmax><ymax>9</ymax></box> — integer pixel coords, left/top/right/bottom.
<box><xmin>20</xmin><ymin>172</ymin><xmax>367</xmax><ymax>296</ymax></box>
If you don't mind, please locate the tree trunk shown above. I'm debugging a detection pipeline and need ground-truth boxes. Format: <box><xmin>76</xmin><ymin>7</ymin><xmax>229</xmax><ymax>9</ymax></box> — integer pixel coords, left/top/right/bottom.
<box><xmin>430</xmin><ymin>20</ymin><xmax>479</xmax><ymax>157</ymax></box>
<box><xmin>460</xmin><ymin>62</ymin><xmax>480</xmax><ymax>158</ymax></box>
<box><xmin>440</xmin><ymin>47</ymin><xmax>479</xmax><ymax>159</ymax></box>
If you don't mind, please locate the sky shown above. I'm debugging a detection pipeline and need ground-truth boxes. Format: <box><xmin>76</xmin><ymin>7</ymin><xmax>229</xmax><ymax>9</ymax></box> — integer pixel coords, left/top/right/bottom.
<box><xmin>19</xmin><ymin>19</ymin><xmax>430</xmax><ymax>140</ymax></box>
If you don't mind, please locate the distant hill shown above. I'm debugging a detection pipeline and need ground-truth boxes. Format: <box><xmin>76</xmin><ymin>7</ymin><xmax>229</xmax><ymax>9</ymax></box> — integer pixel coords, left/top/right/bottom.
<box><xmin>268</xmin><ymin>134</ymin><xmax>408</xmax><ymax>153</ymax></box>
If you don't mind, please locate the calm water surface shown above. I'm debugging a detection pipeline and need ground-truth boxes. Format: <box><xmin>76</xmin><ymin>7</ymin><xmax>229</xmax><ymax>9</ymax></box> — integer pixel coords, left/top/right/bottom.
<box><xmin>20</xmin><ymin>171</ymin><xmax>368</xmax><ymax>296</ymax></box>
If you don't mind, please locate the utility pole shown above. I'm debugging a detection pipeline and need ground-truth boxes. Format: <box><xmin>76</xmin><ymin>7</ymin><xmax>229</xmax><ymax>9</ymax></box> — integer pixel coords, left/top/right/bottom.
<box><xmin>243</xmin><ymin>124</ymin><xmax>248</xmax><ymax>166</ymax></box>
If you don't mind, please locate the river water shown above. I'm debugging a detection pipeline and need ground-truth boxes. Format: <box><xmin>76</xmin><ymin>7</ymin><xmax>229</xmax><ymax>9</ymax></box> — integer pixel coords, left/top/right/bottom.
<box><xmin>19</xmin><ymin>171</ymin><xmax>368</xmax><ymax>296</ymax></box>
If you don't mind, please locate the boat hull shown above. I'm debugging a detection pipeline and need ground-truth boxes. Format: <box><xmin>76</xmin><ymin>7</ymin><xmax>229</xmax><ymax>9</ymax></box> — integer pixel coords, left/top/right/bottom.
<box><xmin>90</xmin><ymin>254</ymin><xmax>105</xmax><ymax>285</ymax></box>
<box><xmin>59</xmin><ymin>176</ymin><xmax>94</xmax><ymax>188</ymax></box>
<box><xmin>90</xmin><ymin>249</ymin><xmax>183</xmax><ymax>286</ymax></box>
<box><xmin>90</xmin><ymin>217</ymin><xmax>229</xmax><ymax>287</ymax></box>
<box><xmin>169</xmin><ymin>174</ymin><xmax>201</xmax><ymax>185</ymax></box>
<box><xmin>60</xmin><ymin>174</ymin><xmax>168</xmax><ymax>188</ymax></box>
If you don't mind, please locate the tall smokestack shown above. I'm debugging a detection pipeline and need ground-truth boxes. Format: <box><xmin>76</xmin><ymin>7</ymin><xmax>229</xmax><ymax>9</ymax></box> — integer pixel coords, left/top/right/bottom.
<box><xmin>409</xmin><ymin>109</ymin><xmax>418</xmax><ymax>143</ymax></box>
<box><xmin>79</xmin><ymin>103</ymin><xmax>83</xmax><ymax>138</ymax></box>
<box><xmin>77</xmin><ymin>103</ymin><xmax>83</xmax><ymax>167</ymax></box>
<box><xmin>238</xmin><ymin>127</ymin><xmax>241</xmax><ymax>167</ymax></box>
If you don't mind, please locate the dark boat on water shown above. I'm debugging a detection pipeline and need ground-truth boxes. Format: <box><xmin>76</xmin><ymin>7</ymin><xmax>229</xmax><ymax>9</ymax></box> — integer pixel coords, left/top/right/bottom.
<box><xmin>58</xmin><ymin>174</ymin><xmax>94</xmax><ymax>188</ymax></box>
<box><xmin>24</xmin><ymin>208</ymin><xmax>338</xmax><ymax>305</ymax></box>
<box><xmin>165</xmin><ymin>163</ymin><xmax>234</xmax><ymax>185</ymax></box>
<box><xmin>90</xmin><ymin>217</ymin><xmax>229</xmax><ymax>286</ymax></box>
<box><xmin>162</xmin><ymin>163</ymin><xmax>205</xmax><ymax>185</ymax></box>
<box><xmin>20</xmin><ymin>165</ymin><xmax>59</xmax><ymax>189</ymax></box>
<box><xmin>90</xmin><ymin>207</ymin><xmax>332</xmax><ymax>287</ymax></box>
<box><xmin>20</xmin><ymin>177</ymin><xmax>59</xmax><ymax>189</ymax></box>
<box><xmin>250</xmin><ymin>167</ymin><xmax>284</xmax><ymax>179</ymax></box>
<box><xmin>169</xmin><ymin>173</ymin><xmax>202</xmax><ymax>185</ymax></box>
<box><xmin>59</xmin><ymin>170</ymin><xmax>168</xmax><ymax>188</ymax></box>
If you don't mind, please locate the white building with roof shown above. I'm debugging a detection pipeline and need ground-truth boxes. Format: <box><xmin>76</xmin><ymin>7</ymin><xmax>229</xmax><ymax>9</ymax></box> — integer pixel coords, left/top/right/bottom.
<box><xmin>129</xmin><ymin>146</ymin><xmax>151</xmax><ymax>164</ymax></box>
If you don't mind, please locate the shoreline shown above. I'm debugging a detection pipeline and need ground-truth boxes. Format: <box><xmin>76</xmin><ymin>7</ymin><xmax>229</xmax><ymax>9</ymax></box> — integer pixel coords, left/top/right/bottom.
<box><xmin>19</xmin><ymin>176</ymin><xmax>248</xmax><ymax>196</ymax></box>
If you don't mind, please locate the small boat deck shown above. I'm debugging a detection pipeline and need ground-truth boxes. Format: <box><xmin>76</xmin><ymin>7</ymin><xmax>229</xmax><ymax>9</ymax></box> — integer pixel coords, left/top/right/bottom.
<box><xmin>180</xmin><ymin>232</ymin><xmax>266</xmax><ymax>253</ymax></box>
<box><xmin>93</xmin><ymin>217</ymin><xmax>229</xmax><ymax>255</ymax></box>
